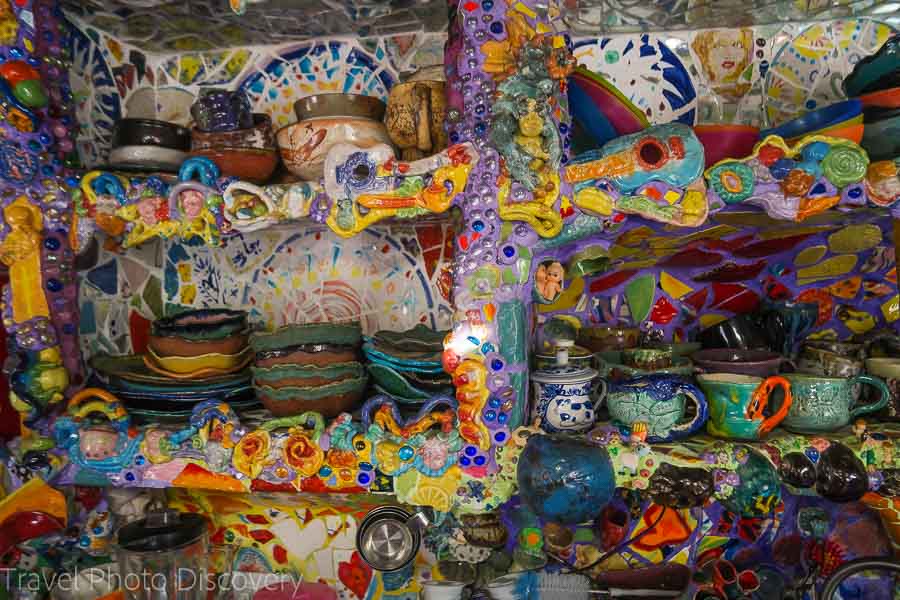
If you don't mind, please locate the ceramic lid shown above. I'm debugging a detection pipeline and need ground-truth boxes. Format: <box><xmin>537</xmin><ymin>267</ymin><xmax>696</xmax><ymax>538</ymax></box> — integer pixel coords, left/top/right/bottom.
<box><xmin>531</xmin><ymin>341</ymin><xmax>597</xmax><ymax>384</ymax></box>
<box><xmin>534</xmin><ymin>343</ymin><xmax>592</xmax><ymax>360</ymax></box>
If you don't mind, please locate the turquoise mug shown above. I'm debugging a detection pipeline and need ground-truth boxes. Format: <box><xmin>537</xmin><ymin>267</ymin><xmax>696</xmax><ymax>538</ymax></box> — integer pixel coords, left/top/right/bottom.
<box><xmin>782</xmin><ymin>373</ymin><xmax>890</xmax><ymax>433</ymax></box>
<box><xmin>697</xmin><ymin>373</ymin><xmax>792</xmax><ymax>440</ymax></box>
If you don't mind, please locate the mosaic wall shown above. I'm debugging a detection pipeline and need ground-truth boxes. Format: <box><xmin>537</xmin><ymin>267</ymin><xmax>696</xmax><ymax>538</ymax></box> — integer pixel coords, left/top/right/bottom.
<box><xmin>536</xmin><ymin>209</ymin><xmax>900</xmax><ymax>342</ymax></box>
<box><xmin>79</xmin><ymin>222</ymin><xmax>455</xmax><ymax>356</ymax></box>
<box><xmin>65</xmin><ymin>14</ymin><xmax>446</xmax><ymax>166</ymax></box>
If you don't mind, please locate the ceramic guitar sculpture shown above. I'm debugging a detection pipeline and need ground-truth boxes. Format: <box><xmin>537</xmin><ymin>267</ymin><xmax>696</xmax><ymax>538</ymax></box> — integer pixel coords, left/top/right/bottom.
<box><xmin>566</xmin><ymin>123</ymin><xmax>709</xmax><ymax>227</ymax></box>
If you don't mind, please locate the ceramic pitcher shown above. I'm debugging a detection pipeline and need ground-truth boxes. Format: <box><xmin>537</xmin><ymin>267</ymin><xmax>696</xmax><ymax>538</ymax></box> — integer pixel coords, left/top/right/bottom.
<box><xmin>782</xmin><ymin>373</ymin><xmax>890</xmax><ymax>432</ymax></box>
<box><xmin>606</xmin><ymin>374</ymin><xmax>708</xmax><ymax>442</ymax></box>
<box><xmin>697</xmin><ymin>374</ymin><xmax>792</xmax><ymax>440</ymax></box>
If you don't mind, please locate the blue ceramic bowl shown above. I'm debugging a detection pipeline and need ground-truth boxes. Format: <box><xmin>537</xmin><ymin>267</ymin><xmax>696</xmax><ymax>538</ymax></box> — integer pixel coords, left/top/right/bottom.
<box><xmin>761</xmin><ymin>99</ymin><xmax>862</xmax><ymax>140</ymax></box>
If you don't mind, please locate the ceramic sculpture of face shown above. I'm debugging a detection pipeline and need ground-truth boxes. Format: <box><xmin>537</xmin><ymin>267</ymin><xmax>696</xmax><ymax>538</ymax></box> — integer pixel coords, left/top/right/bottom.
<box><xmin>137</xmin><ymin>196</ymin><xmax>161</xmax><ymax>226</ymax></box>
<box><xmin>181</xmin><ymin>190</ymin><xmax>205</xmax><ymax>218</ymax></box>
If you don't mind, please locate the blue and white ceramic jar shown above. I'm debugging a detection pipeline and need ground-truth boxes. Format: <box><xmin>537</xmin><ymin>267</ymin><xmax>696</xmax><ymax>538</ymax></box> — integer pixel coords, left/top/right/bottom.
<box><xmin>530</xmin><ymin>341</ymin><xmax>605</xmax><ymax>433</ymax></box>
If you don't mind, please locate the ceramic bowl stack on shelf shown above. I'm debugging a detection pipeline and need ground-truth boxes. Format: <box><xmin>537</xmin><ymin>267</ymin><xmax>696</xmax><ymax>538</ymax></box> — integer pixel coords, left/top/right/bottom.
<box><xmin>189</xmin><ymin>88</ymin><xmax>279</xmax><ymax>183</ymax></box>
<box><xmin>250</xmin><ymin>323</ymin><xmax>367</xmax><ymax>417</ymax></box>
<box><xmin>363</xmin><ymin>324</ymin><xmax>452</xmax><ymax>403</ymax></box>
<box><xmin>145</xmin><ymin>308</ymin><xmax>252</xmax><ymax>378</ymax></box>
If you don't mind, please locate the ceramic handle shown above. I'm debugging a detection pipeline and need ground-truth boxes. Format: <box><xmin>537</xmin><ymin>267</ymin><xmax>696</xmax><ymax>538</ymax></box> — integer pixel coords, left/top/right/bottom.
<box><xmin>749</xmin><ymin>375</ymin><xmax>792</xmax><ymax>436</ymax></box>
<box><xmin>849</xmin><ymin>374</ymin><xmax>891</xmax><ymax>418</ymax></box>
<box><xmin>673</xmin><ymin>381</ymin><xmax>708</xmax><ymax>437</ymax></box>
<box><xmin>260</xmin><ymin>412</ymin><xmax>325</xmax><ymax>439</ymax></box>
<box><xmin>592</xmin><ymin>378</ymin><xmax>608</xmax><ymax>404</ymax></box>
<box><xmin>67</xmin><ymin>388</ymin><xmax>130</xmax><ymax>428</ymax></box>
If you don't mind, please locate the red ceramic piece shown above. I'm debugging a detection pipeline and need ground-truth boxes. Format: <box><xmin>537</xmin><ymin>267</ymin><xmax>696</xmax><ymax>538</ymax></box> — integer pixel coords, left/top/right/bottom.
<box><xmin>650</xmin><ymin>296</ymin><xmax>677</xmax><ymax>324</ymax></box>
<box><xmin>733</xmin><ymin>234</ymin><xmax>814</xmax><ymax>258</ymax></box>
<box><xmin>589</xmin><ymin>269</ymin><xmax>638</xmax><ymax>293</ymax></box>
<box><xmin>693</xmin><ymin>260</ymin><xmax>766</xmax><ymax>283</ymax></box>
<box><xmin>701</xmin><ymin>234</ymin><xmax>756</xmax><ymax>252</ymax></box>
<box><xmin>763</xmin><ymin>276</ymin><xmax>792</xmax><ymax>300</ymax></box>
<box><xmin>249</xmin><ymin>529</ymin><xmax>276</xmax><ymax>544</ymax></box>
<box><xmin>710</xmin><ymin>283</ymin><xmax>760</xmax><ymax>313</ymax></box>
<box><xmin>682</xmin><ymin>288</ymin><xmax>709</xmax><ymax>312</ymax></box>
<box><xmin>797</xmin><ymin>288</ymin><xmax>834</xmax><ymax>326</ymax></box>
<box><xmin>659</xmin><ymin>248</ymin><xmax>723</xmax><ymax>268</ymax></box>
<box><xmin>129</xmin><ymin>311</ymin><xmax>151</xmax><ymax>355</ymax></box>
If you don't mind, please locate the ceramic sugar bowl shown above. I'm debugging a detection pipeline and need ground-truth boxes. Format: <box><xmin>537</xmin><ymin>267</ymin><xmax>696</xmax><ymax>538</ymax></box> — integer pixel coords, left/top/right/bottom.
<box><xmin>530</xmin><ymin>340</ymin><xmax>606</xmax><ymax>433</ymax></box>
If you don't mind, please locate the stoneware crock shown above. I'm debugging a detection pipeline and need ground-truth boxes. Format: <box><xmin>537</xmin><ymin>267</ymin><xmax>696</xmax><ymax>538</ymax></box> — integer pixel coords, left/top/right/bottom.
<box><xmin>530</xmin><ymin>340</ymin><xmax>605</xmax><ymax>434</ymax></box>
<box><xmin>697</xmin><ymin>373</ymin><xmax>792</xmax><ymax>440</ymax></box>
<box><xmin>782</xmin><ymin>373</ymin><xmax>890</xmax><ymax>433</ymax></box>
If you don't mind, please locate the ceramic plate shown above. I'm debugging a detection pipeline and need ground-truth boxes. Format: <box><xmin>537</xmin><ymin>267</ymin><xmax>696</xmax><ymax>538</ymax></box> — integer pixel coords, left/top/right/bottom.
<box><xmin>362</xmin><ymin>342</ymin><xmax>442</xmax><ymax>365</ymax></box>
<box><xmin>573</xmin><ymin>34</ymin><xmax>697</xmax><ymax>125</ymax></box>
<box><xmin>764</xmin><ymin>18</ymin><xmax>896</xmax><ymax>125</ymax></box>
<box><xmin>372</xmin><ymin>324</ymin><xmax>446</xmax><ymax>353</ymax></box>
<box><xmin>91</xmin><ymin>355</ymin><xmax>251</xmax><ymax>386</ymax></box>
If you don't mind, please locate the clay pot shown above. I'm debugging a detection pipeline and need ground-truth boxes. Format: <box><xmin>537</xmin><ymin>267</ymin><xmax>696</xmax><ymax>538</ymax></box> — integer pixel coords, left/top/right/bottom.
<box><xmin>148</xmin><ymin>332</ymin><xmax>249</xmax><ymax>358</ymax></box>
<box><xmin>189</xmin><ymin>147</ymin><xmax>279</xmax><ymax>184</ymax></box>
<box><xmin>191</xmin><ymin>113</ymin><xmax>275</xmax><ymax>151</ymax></box>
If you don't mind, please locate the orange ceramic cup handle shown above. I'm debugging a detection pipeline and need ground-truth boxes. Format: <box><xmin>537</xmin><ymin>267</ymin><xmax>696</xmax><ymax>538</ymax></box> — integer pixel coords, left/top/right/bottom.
<box><xmin>747</xmin><ymin>376</ymin><xmax>792</xmax><ymax>436</ymax></box>
<box><xmin>67</xmin><ymin>387</ymin><xmax>128</xmax><ymax>424</ymax></box>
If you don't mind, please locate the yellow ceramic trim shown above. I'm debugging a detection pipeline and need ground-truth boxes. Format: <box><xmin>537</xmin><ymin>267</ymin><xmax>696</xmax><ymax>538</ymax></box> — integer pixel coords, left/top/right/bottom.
<box><xmin>497</xmin><ymin>173</ymin><xmax>562</xmax><ymax>238</ymax></box>
<box><xmin>454</xmin><ymin>359</ymin><xmax>491</xmax><ymax>451</ymax></box>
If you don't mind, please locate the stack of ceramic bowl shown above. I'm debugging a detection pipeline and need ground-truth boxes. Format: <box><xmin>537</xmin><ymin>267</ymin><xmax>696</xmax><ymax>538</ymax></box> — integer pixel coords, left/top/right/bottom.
<box><xmin>363</xmin><ymin>325</ymin><xmax>452</xmax><ymax>403</ymax></box>
<box><xmin>845</xmin><ymin>35</ymin><xmax>900</xmax><ymax>160</ymax></box>
<box><xmin>144</xmin><ymin>309</ymin><xmax>252</xmax><ymax>379</ymax></box>
<box><xmin>189</xmin><ymin>89</ymin><xmax>278</xmax><ymax>183</ymax></box>
<box><xmin>109</xmin><ymin>118</ymin><xmax>191</xmax><ymax>172</ymax></box>
<box><xmin>250</xmin><ymin>323</ymin><xmax>367</xmax><ymax>417</ymax></box>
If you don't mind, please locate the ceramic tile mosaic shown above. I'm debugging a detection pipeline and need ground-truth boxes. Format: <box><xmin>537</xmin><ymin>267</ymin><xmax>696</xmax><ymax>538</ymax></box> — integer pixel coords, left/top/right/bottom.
<box><xmin>78</xmin><ymin>223</ymin><xmax>455</xmax><ymax>356</ymax></box>
<box><xmin>536</xmin><ymin>208</ymin><xmax>900</xmax><ymax>343</ymax></box>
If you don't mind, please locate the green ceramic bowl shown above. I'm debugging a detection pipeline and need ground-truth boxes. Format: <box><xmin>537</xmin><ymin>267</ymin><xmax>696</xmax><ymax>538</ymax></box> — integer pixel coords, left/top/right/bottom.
<box><xmin>597</xmin><ymin>357</ymin><xmax>694</xmax><ymax>379</ymax></box>
<box><xmin>251</xmin><ymin>322</ymin><xmax>362</xmax><ymax>352</ymax></box>
<box><xmin>251</xmin><ymin>361</ymin><xmax>363</xmax><ymax>387</ymax></box>
<box><xmin>255</xmin><ymin>376</ymin><xmax>367</xmax><ymax>417</ymax></box>
<box><xmin>153</xmin><ymin>309</ymin><xmax>248</xmax><ymax>341</ymax></box>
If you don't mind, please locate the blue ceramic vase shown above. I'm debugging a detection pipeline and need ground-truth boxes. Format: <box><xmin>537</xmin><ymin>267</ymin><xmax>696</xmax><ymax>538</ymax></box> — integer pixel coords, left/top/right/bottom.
<box><xmin>517</xmin><ymin>434</ymin><xmax>615</xmax><ymax>524</ymax></box>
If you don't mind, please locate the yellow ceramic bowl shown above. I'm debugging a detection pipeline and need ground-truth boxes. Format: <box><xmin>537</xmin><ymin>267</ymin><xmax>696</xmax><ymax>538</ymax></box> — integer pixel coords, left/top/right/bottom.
<box><xmin>146</xmin><ymin>347</ymin><xmax>250</xmax><ymax>375</ymax></box>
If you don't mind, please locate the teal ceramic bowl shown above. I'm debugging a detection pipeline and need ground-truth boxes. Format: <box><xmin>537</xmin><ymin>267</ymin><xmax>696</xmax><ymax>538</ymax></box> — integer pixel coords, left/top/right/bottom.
<box><xmin>251</xmin><ymin>361</ymin><xmax>363</xmax><ymax>388</ymax></box>
<box><xmin>861</xmin><ymin>106</ymin><xmax>900</xmax><ymax>161</ymax></box>
<box><xmin>596</xmin><ymin>357</ymin><xmax>694</xmax><ymax>380</ymax></box>
<box><xmin>251</xmin><ymin>322</ymin><xmax>362</xmax><ymax>352</ymax></box>
<box><xmin>256</xmin><ymin>375</ymin><xmax>367</xmax><ymax>417</ymax></box>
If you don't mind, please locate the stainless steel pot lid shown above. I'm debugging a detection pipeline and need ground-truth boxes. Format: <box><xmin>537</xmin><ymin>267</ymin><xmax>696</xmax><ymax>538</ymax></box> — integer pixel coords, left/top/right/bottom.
<box><xmin>356</xmin><ymin>506</ymin><xmax>426</xmax><ymax>572</ymax></box>
<box><xmin>117</xmin><ymin>510</ymin><xmax>207</xmax><ymax>552</ymax></box>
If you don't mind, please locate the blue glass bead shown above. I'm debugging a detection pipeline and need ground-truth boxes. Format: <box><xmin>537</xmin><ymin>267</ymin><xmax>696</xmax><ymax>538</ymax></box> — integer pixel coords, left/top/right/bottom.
<box><xmin>464</xmin><ymin>446</ymin><xmax>477</xmax><ymax>457</ymax></box>
<box><xmin>481</xmin><ymin>0</ymin><xmax>493</xmax><ymax>9</ymax></box>
<box><xmin>26</xmin><ymin>57</ymin><xmax>40</xmax><ymax>67</ymax></box>
<box><xmin>79</xmin><ymin>536</ymin><xmax>89</xmax><ymax>547</ymax></box>
<box><xmin>474</xmin><ymin>104</ymin><xmax>485</xmax><ymax>115</ymax></box>
<box><xmin>125</xmin><ymin>472</ymin><xmax>135</xmax><ymax>481</ymax></box>
<box><xmin>39</xmin><ymin>133</ymin><xmax>51</xmax><ymax>145</ymax></box>
<box><xmin>399</xmin><ymin>445</ymin><xmax>414</xmax><ymax>460</ymax></box>
<box><xmin>498</xmin><ymin>413</ymin><xmax>508</xmax><ymax>424</ymax></box>
<box><xmin>46</xmin><ymin>278</ymin><xmax>62</xmax><ymax>292</ymax></box>
<box><xmin>474</xmin><ymin>121</ymin><xmax>486</xmax><ymax>136</ymax></box>
<box><xmin>467</xmin><ymin>336</ymin><xmax>479</xmax><ymax>345</ymax></box>
<box><xmin>359</xmin><ymin>462</ymin><xmax>373</xmax><ymax>471</ymax></box>
<box><xmin>848</xmin><ymin>186</ymin><xmax>863</xmax><ymax>198</ymax></box>
<box><xmin>93</xmin><ymin>526</ymin><xmax>104</xmax><ymax>534</ymax></box>
<box><xmin>770</xmin><ymin>158</ymin><xmax>796</xmax><ymax>179</ymax></box>
<box><xmin>358</xmin><ymin>473</ymin><xmax>370</xmax><ymax>485</ymax></box>
<box><xmin>135</xmin><ymin>456</ymin><xmax>145</xmax><ymax>466</ymax></box>
<box><xmin>41</xmin><ymin>165</ymin><xmax>55</xmax><ymax>176</ymax></box>
<box><xmin>472</xmin><ymin>220</ymin><xmax>484</xmax><ymax>232</ymax></box>
<box><xmin>27</xmin><ymin>140</ymin><xmax>40</xmax><ymax>151</ymax></box>
<box><xmin>484</xmin><ymin>410</ymin><xmax>496</xmax><ymax>421</ymax></box>
<box><xmin>9</xmin><ymin>48</ymin><xmax>22</xmax><ymax>58</ymax></box>
<box><xmin>495</xmin><ymin>431</ymin><xmax>506</xmax><ymax>443</ymax></box>
<box><xmin>460</xmin><ymin>456</ymin><xmax>471</xmax><ymax>467</ymax></box>
<box><xmin>810</xmin><ymin>182</ymin><xmax>826</xmax><ymax>195</ymax></box>
<box><xmin>43</xmin><ymin>237</ymin><xmax>60</xmax><ymax>250</ymax></box>
<box><xmin>503</xmin><ymin>246</ymin><xmax>516</xmax><ymax>258</ymax></box>
<box><xmin>489</xmin><ymin>397</ymin><xmax>501</xmax><ymax>408</ymax></box>
<box><xmin>805</xmin><ymin>448</ymin><xmax>820</xmax><ymax>463</ymax></box>
<box><xmin>319</xmin><ymin>466</ymin><xmax>332</xmax><ymax>477</ymax></box>
<box><xmin>490</xmin><ymin>22</ymin><xmax>503</xmax><ymax>34</ymax></box>
<box><xmin>450</xmin><ymin>132</ymin><xmax>460</xmax><ymax>144</ymax></box>
<box><xmin>474</xmin><ymin>455</ymin><xmax>486</xmax><ymax>466</ymax></box>
<box><xmin>481</xmin><ymin>343</ymin><xmax>495</xmax><ymax>354</ymax></box>
<box><xmin>65</xmin><ymin>176</ymin><xmax>79</xmax><ymax>187</ymax></box>
<box><xmin>491</xmin><ymin>359</ymin><xmax>504</xmax><ymax>371</ymax></box>
<box><xmin>559</xmin><ymin>123</ymin><xmax>568</xmax><ymax>134</ymax></box>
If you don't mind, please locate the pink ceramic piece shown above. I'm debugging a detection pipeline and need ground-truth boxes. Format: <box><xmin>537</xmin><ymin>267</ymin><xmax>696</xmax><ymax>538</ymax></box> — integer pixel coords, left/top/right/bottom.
<box><xmin>694</xmin><ymin>124</ymin><xmax>759</xmax><ymax>168</ymax></box>
<box><xmin>253</xmin><ymin>582</ymin><xmax>337</xmax><ymax>600</ymax></box>
<box><xmin>79</xmin><ymin>426</ymin><xmax>120</xmax><ymax>460</ymax></box>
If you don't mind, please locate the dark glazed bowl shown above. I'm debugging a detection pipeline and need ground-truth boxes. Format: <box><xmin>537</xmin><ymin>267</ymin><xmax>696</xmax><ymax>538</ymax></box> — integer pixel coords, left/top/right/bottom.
<box><xmin>153</xmin><ymin>308</ymin><xmax>249</xmax><ymax>340</ymax></box>
<box><xmin>112</xmin><ymin>118</ymin><xmax>191</xmax><ymax>151</ymax></box>
<box><xmin>294</xmin><ymin>93</ymin><xmax>386</xmax><ymax>121</ymax></box>
<box><xmin>698</xmin><ymin>314</ymin><xmax>769</xmax><ymax>351</ymax></box>
<box><xmin>691</xmin><ymin>349</ymin><xmax>787</xmax><ymax>377</ymax></box>
<box><xmin>844</xmin><ymin>34</ymin><xmax>900</xmax><ymax>97</ymax></box>
<box><xmin>191</xmin><ymin>113</ymin><xmax>275</xmax><ymax>151</ymax></box>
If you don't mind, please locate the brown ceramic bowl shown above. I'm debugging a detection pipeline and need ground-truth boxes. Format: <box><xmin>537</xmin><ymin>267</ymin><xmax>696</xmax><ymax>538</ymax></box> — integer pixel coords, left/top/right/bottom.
<box><xmin>691</xmin><ymin>348</ymin><xmax>787</xmax><ymax>377</ymax></box>
<box><xmin>255</xmin><ymin>346</ymin><xmax>359</xmax><ymax>368</ymax></box>
<box><xmin>189</xmin><ymin>147</ymin><xmax>279</xmax><ymax>184</ymax></box>
<box><xmin>256</xmin><ymin>377</ymin><xmax>366</xmax><ymax>418</ymax></box>
<box><xmin>148</xmin><ymin>332</ymin><xmax>249</xmax><ymax>358</ymax></box>
<box><xmin>293</xmin><ymin>93</ymin><xmax>386</xmax><ymax>121</ymax></box>
<box><xmin>191</xmin><ymin>113</ymin><xmax>275</xmax><ymax>151</ymax></box>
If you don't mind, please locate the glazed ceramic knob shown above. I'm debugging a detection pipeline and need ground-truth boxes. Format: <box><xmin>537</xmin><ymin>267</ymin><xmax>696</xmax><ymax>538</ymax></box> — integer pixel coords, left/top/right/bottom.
<box><xmin>555</xmin><ymin>339</ymin><xmax>574</xmax><ymax>365</ymax></box>
<box><xmin>779</xmin><ymin>452</ymin><xmax>817</xmax><ymax>489</ymax></box>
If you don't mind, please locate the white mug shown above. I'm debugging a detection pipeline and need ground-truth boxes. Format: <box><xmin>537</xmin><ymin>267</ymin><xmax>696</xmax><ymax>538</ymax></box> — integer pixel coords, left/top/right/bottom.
<box><xmin>421</xmin><ymin>580</ymin><xmax>467</xmax><ymax>600</ymax></box>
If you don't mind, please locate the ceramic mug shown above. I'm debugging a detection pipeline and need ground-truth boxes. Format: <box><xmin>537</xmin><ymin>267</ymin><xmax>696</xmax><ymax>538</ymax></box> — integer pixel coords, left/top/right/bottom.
<box><xmin>606</xmin><ymin>374</ymin><xmax>708</xmax><ymax>442</ymax></box>
<box><xmin>796</xmin><ymin>346</ymin><xmax>863</xmax><ymax>378</ymax></box>
<box><xmin>697</xmin><ymin>374</ymin><xmax>792</xmax><ymax>440</ymax></box>
<box><xmin>865</xmin><ymin>357</ymin><xmax>900</xmax><ymax>421</ymax></box>
<box><xmin>421</xmin><ymin>581</ymin><xmax>468</xmax><ymax>600</ymax></box>
<box><xmin>782</xmin><ymin>373</ymin><xmax>890</xmax><ymax>433</ymax></box>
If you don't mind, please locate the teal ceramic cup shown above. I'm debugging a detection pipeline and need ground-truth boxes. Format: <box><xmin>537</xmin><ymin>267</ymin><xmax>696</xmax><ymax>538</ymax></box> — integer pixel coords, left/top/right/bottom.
<box><xmin>697</xmin><ymin>374</ymin><xmax>792</xmax><ymax>440</ymax></box>
<box><xmin>782</xmin><ymin>373</ymin><xmax>890</xmax><ymax>433</ymax></box>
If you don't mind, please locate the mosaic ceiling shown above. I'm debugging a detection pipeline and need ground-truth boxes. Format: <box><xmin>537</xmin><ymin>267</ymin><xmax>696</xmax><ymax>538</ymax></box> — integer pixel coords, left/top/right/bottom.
<box><xmin>62</xmin><ymin>0</ymin><xmax>900</xmax><ymax>50</ymax></box>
